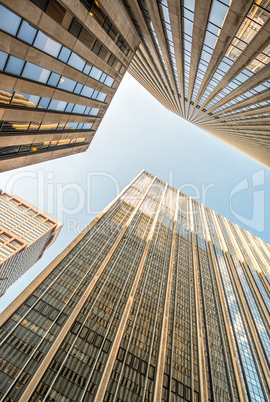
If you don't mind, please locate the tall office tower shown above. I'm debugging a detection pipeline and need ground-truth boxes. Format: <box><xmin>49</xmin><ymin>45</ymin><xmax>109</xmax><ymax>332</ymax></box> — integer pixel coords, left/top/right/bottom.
<box><xmin>122</xmin><ymin>0</ymin><xmax>270</xmax><ymax>168</ymax></box>
<box><xmin>0</xmin><ymin>189</ymin><xmax>62</xmax><ymax>296</ymax></box>
<box><xmin>0</xmin><ymin>0</ymin><xmax>139</xmax><ymax>171</ymax></box>
<box><xmin>0</xmin><ymin>170</ymin><xmax>269</xmax><ymax>401</ymax></box>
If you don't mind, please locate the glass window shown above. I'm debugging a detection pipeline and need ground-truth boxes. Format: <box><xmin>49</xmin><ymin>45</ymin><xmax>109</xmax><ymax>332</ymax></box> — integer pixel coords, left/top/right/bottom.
<box><xmin>38</xmin><ymin>97</ymin><xmax>51</xmax><ymax>109</ymax></box>
<box><xmin>12</xmin><ymin>92</ymin><xmax>40</xmax><ymax>108</ymax></box>
<box><xmin>57</xmin><ymin>76</ymin><xmax>76</xmax><ymax>92</ymax></box>
<box><xmin>81</xmin><ymin>86</ymin><xmax>94</xmax><ymax>98</ymax></box>
<box><xmin>104</xmin><ymin>76</ymin><xmax>114</xmax><ymax>87</ymax></box>
<box><xmin>74</xmin><ymin>83</ymin><xmax>83</xmax><ymax>94</ymax></box>
<box><xmin>91</xmin><ymin>108</ymin><xmax>99</xmax><ymax>116</ymax></box>
<box><xmin>34</xmin><ymin>31</ymin><xmax>62</xmax><ymax>57</ymax></box>
<box><xmin>65</xmin><ymin>103</ymin><xmax>74</xmax><ymax>113</ymax></box>
<box><xmin>48</xmin><ymin>99</ymin><xmax>67</xmax><ymax>111</ymax></box>
<box><xmin>17</xmin><ymin>20</ymin><xmax>37</xmax><ymax>44</ymax></box>
<box><xmin>0</xmin><ymin>88</ymin><xmax>13</xmax><ymax>105</ymax></box>
<box><xmin>83</xmin><ymin>63</ymin><xmax>92</xmax><ymax>75</ymax></box>
<box><xmin>47</xmin><ymin>72</ymin><xmax>60</xmax><ymax>87</ymax></box>
<box><xmin>22</xmin><ymin>62</ymin><xmax>50</xmax><ymax>83</ymax></box>
<box><xmin>0</xmin><ymin>51</ymin><xmax>8</xmax><ymax>70</ymax></box>
<box><xmin>89</xmin><ymin>67</ymin><xmax>102</xmax><ymax>81</ymax></box>
<box><xmin>58</xmin><ymin>47</ymin><xmax>71</xmax><ymax>63</ymax></box>
<box><xmin>72</xmin><ymin>104</ymin><xmax>85</xmax><ymax>114</ymax></box>
<box><xmin>83</xmin><ymin>123</ymin><xmax>93</xmax><ymax>129</ymax></box>
<box><xmin>5</xmin><ymin>56</ymin><xmax>25</xmax><ymax>75</ymax></box>
<box><xmin>65</xmin><ymin>122</ymin><xmax>78</xmax><ymax>129</ymax></box>
<box><xmin>84</xmin><ymin>106</ymin><xmax>91</xmax><ymax>114</ymax></box>
<box><xmin>68</xmin><ymin>52</ymin><xmax>85</xmax><ymax>71</ymax></box>
<box><xmin>209</xmin><ymin>0</ymin><xmax>228</xmax><ymax>28</ymax></box>
<box><xmin>0</xmin><ymin>5</ymin><xmax>21</xmax><ymax>35</ymax></box>
<box><xmin>91</xmin><ymin>89</ymin><xmax>99</xmax><ymax>99</ymax></box>
<box><xmin>96</xmin><ymin>92</ymin><xmax>107</xmax><ymax>102</ymax></box>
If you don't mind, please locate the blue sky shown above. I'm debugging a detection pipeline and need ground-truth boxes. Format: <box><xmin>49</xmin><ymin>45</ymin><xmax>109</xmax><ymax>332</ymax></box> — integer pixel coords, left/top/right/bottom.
<box><xmin>1</xmin><ymin>72</ymin><xmax>269</xmax><ymax>312</ymax></box>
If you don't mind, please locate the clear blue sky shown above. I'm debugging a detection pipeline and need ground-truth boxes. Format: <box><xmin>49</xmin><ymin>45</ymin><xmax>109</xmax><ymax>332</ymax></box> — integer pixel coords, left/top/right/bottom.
<box><xmin>1</xmin><ymin>73</ymin><xmax>269</xmax><ymax>312</ymax></box>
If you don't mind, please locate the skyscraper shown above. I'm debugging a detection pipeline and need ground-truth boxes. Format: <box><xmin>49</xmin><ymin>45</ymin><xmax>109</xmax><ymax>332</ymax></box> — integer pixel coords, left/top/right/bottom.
<box><xmin>0</xmin><ymin>0</ymin><xmax>139</xmax><ymax>171</ymax></box>
<box><xmin>123</xmin><ymin>0</ymin><xmax>270</xmax><ymax>168</ymax></box>
<box><xmin>0</xmin><ymin>189</ymin><xmax>62</xmax><ymax>296</ymax></box>
<box><xmin>0</xmin><ymin>170</ymin><xmax>269</xmax><ymax>401</ymax></box>
<box><xmin>1</xmin><ymin>0</ymin><xmax>270</xmax><ymax>171</ymax></box>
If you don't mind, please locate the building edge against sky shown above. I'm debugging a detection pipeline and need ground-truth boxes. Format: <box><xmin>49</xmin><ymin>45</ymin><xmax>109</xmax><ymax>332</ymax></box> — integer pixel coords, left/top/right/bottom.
<box><xmin>0</xmin><ymin>170</ymin><xmax>269</xmax><ymax>401</ymax></box>
<box><xmin>0</xmin><ymin>0</ymin><xmax>139</xmax><ymax>171</ymax></box>
<box><xmin>125</xmin><ymin>0</ymin><xmax>270</xmax><ymax>169</ymax></box>
<box><xmin>0</xmin><ymin>189</ymin><xmax>62</xmax><ymax>296</ymax></box>
<box><xmin>0</xmin><ymin>0</ymin><xmax>270</xmax><ymax>171</ymax></box>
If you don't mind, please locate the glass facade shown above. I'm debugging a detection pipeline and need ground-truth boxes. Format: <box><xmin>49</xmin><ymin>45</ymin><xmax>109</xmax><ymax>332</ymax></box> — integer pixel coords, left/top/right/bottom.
<box><xmin>0</xmin><ymin>171</ymin><xmax>269</xmax><ymax>401</ymax></box>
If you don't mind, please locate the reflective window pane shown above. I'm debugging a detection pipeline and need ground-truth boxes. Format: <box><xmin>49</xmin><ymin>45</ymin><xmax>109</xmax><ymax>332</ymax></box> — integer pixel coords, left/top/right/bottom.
<box><xmin>0</xmin><ymin>51</ymin><xmax>8</xmax><ymax>70</ymax></box>
<box><xmin>5</xmin><ymin>56</ymin><xmax>25</xmax><ymax>75</ymax></box>
<box><xmin>65</xmin><ymin>103</ymin><xmax>74</xmax><ymax>113</ymax></box>
<box><xmin>48</xmin><ymin>99</ymin><xmax>67</xmax><ymax>111</ymax></box>
<box><xmin>58</xmin><ymin>47</ymin><xmax>71</xmax><ymax>63</ymax></box>
<box><xmin>74</xmin><ymin>83</ymin><xmax>83</xmax><ymax>94</ymax></box>
<box><xmin>38</xmin><ymin>97</ymin><xmax>51</xmax><ymax>109</ymax></box>
<box><xmin>96</xmin><ymin>92</ymin><xmax>107</xmax><ymax>102</ymax></box>
<box><xmin>34</xmin><ymin>31</ymin><xmax>61</xmax><ymax>58</ymax></box>
<box><xmin>81</xmin><ymin>86</ymin><xmax>94</xmax><ymax>98</ymax></box>
<box><xmin>22</xmin><ymin>62</ymin><xmax>50</xmax><ymax>83</ymax></box>
<box><xmin>72</xmin><ymin>104</ymin><xmax>86</xmax><ymax>114</ymax></box>
<box><xmin>0</xmin><ymin>5</ymin><xmax>21</xmax><ymax>35</ymax></box>
<box><xmin>47</xmin><ymin>72</ymin><xmax>60</xmax><ymax>87</ymax></box>
<box><xmin>104</xmin><ymin>76</ymin><xmax>114</xmax><ymax>87</ymax></box>
<box><xmin>89</xmin><ymin>66</ymin><xmax>102</xmax><ymax>80</ymax></box>
<box><xmin>68</xmin><ymin>52</ymin><xmax>85</xmax><ymax>71</ymax></box>
<box><xmin>17</xmin><ymin>20</ymin><xmax>37</xmax><ymax>44</ymax></box>
<box><xmin>58</xmin><ymin>77</ymin><xmax>76</xmax><ymax>92</ymax></box>
<box><xmin>12</xmin><ymin>93</ymin><xmax>40</xmax><ymax>108</ymax></box>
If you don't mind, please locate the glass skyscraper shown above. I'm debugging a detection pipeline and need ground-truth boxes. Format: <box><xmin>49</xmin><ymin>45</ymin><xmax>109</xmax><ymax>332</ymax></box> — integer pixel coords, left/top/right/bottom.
<box><xmin>0</xmin><ymin>170</ymin><xmax>269</xmax><ymax>401</ymax></box>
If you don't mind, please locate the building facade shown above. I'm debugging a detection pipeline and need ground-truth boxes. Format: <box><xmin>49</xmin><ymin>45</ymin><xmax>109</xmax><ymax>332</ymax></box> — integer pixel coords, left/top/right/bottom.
<box><xmin>124</xmin><ymin>0</ymin><xmax>270</xmax><ymax>168</ymax></box>
<box><xmin>1</xmin><ymin>0</ymin><xmax>270</xmax><ymax>171</ymax></box>
<box><xmin>0</xmin><ymin>170</ymin><xmax>269</xmax><ymax>401</ymax></box>
<box><xmin>0</xmin><ymin>190</ymin><xmax>62</xmax><ymax>296</ymax></box>
<box><xmin>0</xmin><ymin>0</ymin><xmax>139</xmax><ymax>171</ymax></box>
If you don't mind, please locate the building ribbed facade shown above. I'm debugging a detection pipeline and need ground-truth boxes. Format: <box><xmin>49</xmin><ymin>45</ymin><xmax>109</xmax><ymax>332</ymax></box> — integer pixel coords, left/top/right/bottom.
<box><xmin>0</xmin><ymin>190</ymin><xmax>62</xmax><ymax>296</ymax></box>
<box><xmin>124</xmin><ymin>0</ymin><xmax>270</xmax><ymax>168</ymax></box>
<box><xmin>0</xmin><ymin>170</ymin><xmax>269</xmax><ymax>401</ymax></box>
<box><xmin>1</xmin><ymin>1</ymin><xmax>270</xmax><ymax>171</ymax></box>
<box><xmin>0</xmin><ymin>0</ymin><xmax>139</xmax><ymax>171</ymax></box>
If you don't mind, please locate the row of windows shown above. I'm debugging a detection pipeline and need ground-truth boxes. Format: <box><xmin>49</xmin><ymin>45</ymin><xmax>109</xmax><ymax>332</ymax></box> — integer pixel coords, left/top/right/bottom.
<box><xmin>0</xmin><ymin>120</ymin><xmax>93</xmax><ymax>133</ymax></box>
<box><xmin>29</xmin><ymin>0</ymin><xmax>125</xmax><ymax>74</ymax></box>
<box><xmin>0</xmin><ymin>138</ymin><xmax>86</xmax><ymax>158</ymax></box>
<box><xmin>0</xmin><ymin>4</ymin><xmax>115</xmax><ymax>87</ymax></box>
<box><xmin>0</xmin><ymin>88</ymin><xmax>100</xmax><ymax>117</ymax></box>
<box><xmin>0</xmin><ymin>52</ymin><xmax>108</xmax><ymax>103</ymax></box>
<box><xmin>89</xmin><ymin>1</ymin><xmax>131</xmax><ymax>57</ymax></box>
